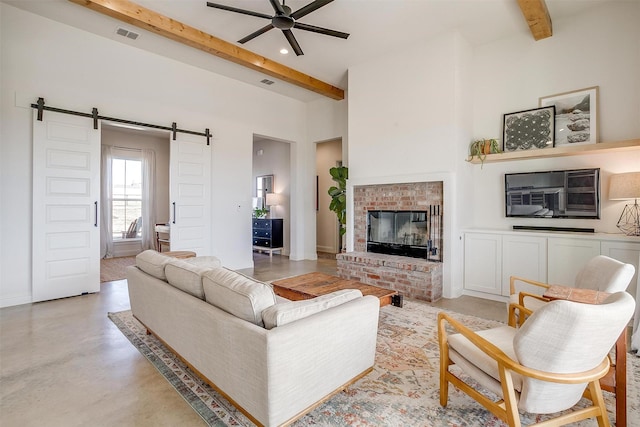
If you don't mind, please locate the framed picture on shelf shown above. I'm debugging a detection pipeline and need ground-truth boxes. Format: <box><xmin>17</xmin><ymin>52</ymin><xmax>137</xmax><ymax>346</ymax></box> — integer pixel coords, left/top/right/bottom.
<box><xmin>503</xmin><ymin>106</ymin><xmax>555</xmax><ymax>152</ymax></box>
<box><xmin>539</xmin><ymin>86</ymin><xmax>598</xmax><ymax>146</ymax></box>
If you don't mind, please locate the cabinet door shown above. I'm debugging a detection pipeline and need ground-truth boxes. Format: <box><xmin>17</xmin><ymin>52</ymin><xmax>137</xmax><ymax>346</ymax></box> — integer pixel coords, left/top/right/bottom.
<box><xmin>501</xmin><ymin>235</ymin><xmax>547</xmax><ymax>296</ymax></box>
<box><xmin>601</xmin><ymin>241</ymin><xmax>640</xmax><ymax>300</ymax></box>
<box><xmin>547</xmin><ymin>237</ymin><xmax>600</xmax><ymax>285</ymax></box>
<box><xmin>464</xmin><ymin>233</ymin><xmax>502</xmax><ymax>295</ymax></box>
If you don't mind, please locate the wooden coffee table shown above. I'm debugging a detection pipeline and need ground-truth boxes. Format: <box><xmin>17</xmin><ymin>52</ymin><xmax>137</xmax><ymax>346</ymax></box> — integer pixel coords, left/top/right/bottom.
<box><xmin>272</xmin><ymin>272</ymin><xmax>402</xmax><ymax>307</ymax></box>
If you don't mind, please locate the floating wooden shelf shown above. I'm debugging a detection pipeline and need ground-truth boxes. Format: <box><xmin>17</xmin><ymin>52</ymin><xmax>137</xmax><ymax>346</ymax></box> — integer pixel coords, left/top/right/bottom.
<box><xmin>467</xmin><ymin>138</ymin><xmax>640</xmax><ymax>164</ymax></box>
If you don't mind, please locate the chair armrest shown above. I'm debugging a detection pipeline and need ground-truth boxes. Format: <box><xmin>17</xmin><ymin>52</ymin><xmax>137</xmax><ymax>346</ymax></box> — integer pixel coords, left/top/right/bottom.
<box><xmin>507</xmin><ymin>302</ymin><xmax>534</xmax><ymax>327</ymax></box>
<box><xmin>438</xmin><ymin>311</ymin><xmax>610</xmax><ymax>384</ymax></box>
<box><xmin>518</xmin><ymin>291</ymin><xmax>550</xmax><ymax>307</ymax></box>
<box><xmin>509</xmin><ymin>276</ymin><xmax>551</xmax><ymax>295</ymax></box>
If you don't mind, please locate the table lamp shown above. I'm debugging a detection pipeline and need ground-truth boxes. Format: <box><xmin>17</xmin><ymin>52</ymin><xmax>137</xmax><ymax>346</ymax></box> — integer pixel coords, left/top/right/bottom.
<box><xmin>266</xmin><ymin>193</ymin><xmax>281</xmax><ymax>218</ymax></box>
<box><xmin>609</xmin><ymin>172</ymin><xmax>640</xmax><ymax>236</ymax></box>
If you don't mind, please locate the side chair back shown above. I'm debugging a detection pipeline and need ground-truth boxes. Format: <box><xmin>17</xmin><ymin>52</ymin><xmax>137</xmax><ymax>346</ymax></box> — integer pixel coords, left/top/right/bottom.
<box><xmin>573</xmin><ymin>255</ymin><xmax>635</xmax><ymax>292</ymax></box>
<box><xmin>513</xmin><ymin>291</ymin><xmax>635</xmax><ymax>414</ymax></box>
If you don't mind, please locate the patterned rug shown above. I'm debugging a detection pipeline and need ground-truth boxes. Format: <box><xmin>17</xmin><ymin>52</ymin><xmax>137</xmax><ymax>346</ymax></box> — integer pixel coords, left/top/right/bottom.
<box><xmin>108</xmin><ymin>300</ymin><xmax>640</xmax><ymax>426</ymax></box>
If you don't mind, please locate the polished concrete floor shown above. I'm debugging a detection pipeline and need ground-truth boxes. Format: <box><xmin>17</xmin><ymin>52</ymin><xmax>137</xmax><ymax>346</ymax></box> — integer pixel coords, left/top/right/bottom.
<box><xmin>0</xmin><ymin>254</ymin><xmax>506</xmax><ymax>427</ymax></box>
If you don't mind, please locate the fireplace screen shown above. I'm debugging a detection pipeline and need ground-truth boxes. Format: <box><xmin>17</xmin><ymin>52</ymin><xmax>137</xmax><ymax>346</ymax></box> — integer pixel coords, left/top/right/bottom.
<box><xmin>367</xmin><ymin>207</ymin><xmax>442</xmax><ymax>261</ymax></box>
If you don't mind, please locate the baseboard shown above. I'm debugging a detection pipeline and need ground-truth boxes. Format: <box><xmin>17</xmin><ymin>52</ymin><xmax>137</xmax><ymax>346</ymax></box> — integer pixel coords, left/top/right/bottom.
<box><xmin>512</xmin><ymin>225</ymin><xmax>595</xmax><ymax>233</ymax></box>
<box><xmin>0</xmin><ymin>294</ymin><xmax>32</xmax><ymax>308</ymax></box>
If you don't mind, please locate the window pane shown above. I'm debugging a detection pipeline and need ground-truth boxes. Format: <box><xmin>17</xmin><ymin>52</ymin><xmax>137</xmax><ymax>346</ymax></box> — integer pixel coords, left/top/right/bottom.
<box><xmin>112</xmin><ymin>157</ymin><xmax>142</xmax><ymax>240</ymax></box>
<box><xmin>112</xmin><ymin>159</ymin><xmax>126</xmax><ymax>199</ymax></box>
<box><xmin>112</xmin><ymin>200</ymin><xmax>142</xmax><ymax>240</ymax></box>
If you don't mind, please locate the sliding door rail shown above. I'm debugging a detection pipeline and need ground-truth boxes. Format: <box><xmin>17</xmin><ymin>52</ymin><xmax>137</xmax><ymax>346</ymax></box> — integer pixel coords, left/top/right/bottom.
<box><xmin>31</xmin><ymin>97</ymin><xmax>211</xmax><ymax>144</ymax></box>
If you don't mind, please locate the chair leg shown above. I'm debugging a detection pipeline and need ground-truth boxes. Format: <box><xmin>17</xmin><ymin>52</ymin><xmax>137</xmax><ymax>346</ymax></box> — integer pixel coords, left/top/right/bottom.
<box><xmin>499</xmin><ymin>367</ymin><xmax>521</xmax><ymax>427</ymax></box>
<box><xmin>587</xmin><ymin>380</ymin><xmax>611</xmax><ymax>427</ymax></box>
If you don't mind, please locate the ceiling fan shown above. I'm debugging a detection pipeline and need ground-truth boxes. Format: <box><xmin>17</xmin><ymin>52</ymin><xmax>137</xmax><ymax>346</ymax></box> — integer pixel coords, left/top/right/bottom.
<box><xmin>205</xmin><ymin>0</ymin><xmax>349</xmax><ymax>56</ymax></box>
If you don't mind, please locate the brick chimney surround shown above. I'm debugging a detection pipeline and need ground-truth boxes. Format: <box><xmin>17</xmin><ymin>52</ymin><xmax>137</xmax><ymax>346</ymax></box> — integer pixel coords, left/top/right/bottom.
<box><xmin>336</xmin><ymin>182</ymin><xmax>443</xmax><ymax>302</ymax></box>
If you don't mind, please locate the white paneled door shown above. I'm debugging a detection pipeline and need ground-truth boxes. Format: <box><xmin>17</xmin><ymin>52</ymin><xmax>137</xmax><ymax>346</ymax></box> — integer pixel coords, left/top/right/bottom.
<box><xmin>169</xmin><ymin>133</ymin><xmax>212</xmax><ymax>255</ymax></box>
<box><xmin>32</xmin><ymin>110</ymin><xmax>101</xmax><ymax>302</ymax></box>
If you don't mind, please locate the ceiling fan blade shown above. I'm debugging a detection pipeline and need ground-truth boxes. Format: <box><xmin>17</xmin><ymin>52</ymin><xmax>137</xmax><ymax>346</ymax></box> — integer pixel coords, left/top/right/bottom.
<box><xmin>238</xmin><ymin>24</ymin><xmax>275</xmax><ymax>44</ymax></box>
<box><xmin>291</xmin><ymin>0</ymin><xmax>334</xmax><ymax>20</ymax></box>
<box><xmin>268</xmin><ymin>0</ymin><xmax>285</xmax><ymax>15</ymax></box>
<box><xmin>282</xmin><ymin>29</ymin><xmax>303</xmax><ymax>56</ymax></box>
<box><xmin>206</xmin><ymin>2</ymin><xmax>272</xmax><ymax>20</ymax></box>
<box><xmin>293</xmin><ymin>22</ymin><xmax>349</xmax><ymax>39</ymax></box>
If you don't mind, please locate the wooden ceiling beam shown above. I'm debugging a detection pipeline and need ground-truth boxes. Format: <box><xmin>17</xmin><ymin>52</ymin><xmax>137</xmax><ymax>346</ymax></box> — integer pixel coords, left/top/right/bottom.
<box><xmin>517</xmin><ymin>0</ymin><xmax>553</xmax><ymax>41</ymax></box>
<box><xmin>68</xmin><ymin>0</ymin><xmax>345</xmax><ymax>100</ymax></box>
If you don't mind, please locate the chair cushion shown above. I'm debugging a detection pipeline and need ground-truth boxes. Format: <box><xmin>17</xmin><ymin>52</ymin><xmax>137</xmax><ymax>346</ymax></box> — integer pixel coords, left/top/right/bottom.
<box><xmin>262</xmin><ymin>289</ymin><xmax>363</xmax><ymax>330</ymax></box>
<box><xmin>202</xmin><ymin>268</ymin><xmax>276</xmax><ymax>327</ymax></box>
<box><xmin>164</xmin><ymin>258</ymin><xmax>212</xmax><ymax>299</ymax></box>
<box><xmin>448</xmin><ymin>326</ymin><xmax>523</xmax><ymax>392</ymax></box>
<box><xmin>135</xmin><ymin>250</ymin><xmax>171</xmax><ymax>280</ymax></box>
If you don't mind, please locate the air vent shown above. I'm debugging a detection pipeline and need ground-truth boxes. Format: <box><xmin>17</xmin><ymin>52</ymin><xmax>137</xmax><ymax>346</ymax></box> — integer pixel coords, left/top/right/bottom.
<box><xmin>260</xmin><ymin>79</ymin><xmax>275</xmax><ymax>85</ymax></box>
<box><xmin>115</xmin><ymin>27</ymin><xmax>140</xmax><ymax>40</ymax></box>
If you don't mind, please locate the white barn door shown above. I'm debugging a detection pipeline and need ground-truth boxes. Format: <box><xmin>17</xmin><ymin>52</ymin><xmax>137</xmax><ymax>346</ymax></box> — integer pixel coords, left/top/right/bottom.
<box><xmin>169</xmin><ymin>133</ymin><xmax>212</xmax><ymax>255</ymax></box>
<box><xmin>32</xmin><ymin>110</ymin><xmax>101</xmax><ymax>302</ymax></box>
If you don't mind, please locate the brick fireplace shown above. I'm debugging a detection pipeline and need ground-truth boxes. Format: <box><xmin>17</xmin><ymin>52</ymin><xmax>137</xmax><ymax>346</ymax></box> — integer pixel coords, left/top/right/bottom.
<box><xmin>336</xmin><ymin>181</ymin><xmax>444</xmax><ymax>302</ymax></box>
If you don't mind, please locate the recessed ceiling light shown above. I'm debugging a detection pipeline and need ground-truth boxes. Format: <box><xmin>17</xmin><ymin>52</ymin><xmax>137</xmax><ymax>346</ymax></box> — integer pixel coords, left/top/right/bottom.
<box><xmin>280</xmin><ymin>48</ymin><xmax>289</xmax><ymax>55</ymax></box>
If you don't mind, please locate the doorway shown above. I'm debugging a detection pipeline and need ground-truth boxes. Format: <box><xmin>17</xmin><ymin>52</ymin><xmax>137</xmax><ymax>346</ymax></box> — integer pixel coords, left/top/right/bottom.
<box><xmin>252</xmin><ymin>136</ymin><xmax>291</xmax><ymax>258</ymax></box>
<box><xmin>100</xmin><ymin>124</ymin><xmax>170</xmax><ymax>260</ymax></box>
<box><xmin>316</xmin><ymin>139</ymin><xmax>342</xmax><ymax>257</ymax></box>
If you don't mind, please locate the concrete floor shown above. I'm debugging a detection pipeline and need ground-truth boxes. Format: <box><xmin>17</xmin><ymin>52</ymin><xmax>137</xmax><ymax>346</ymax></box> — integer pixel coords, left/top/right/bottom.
<box><xmin>0</xmin><ymin>254</ymin><xmax>506</xmax><ymax>427</ymax></box>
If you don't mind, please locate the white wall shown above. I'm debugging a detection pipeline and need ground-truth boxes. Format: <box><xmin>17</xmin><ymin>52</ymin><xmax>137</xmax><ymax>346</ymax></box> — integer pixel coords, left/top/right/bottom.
<box><xmin>348</xmin><ymin>31</ymin><xmax>472</xmax><ymax>298</ymax></box>
<box><xmin>346</xmin><ymin>3</ymin><xmax>640</xmax><ymax>299</ymax></box>
<box><xmin>467</xmin><ymin>3</ymin><xmax>640</xmax><ymax>233</ymax></box>
<box><xmin>0</xmin><ymin>4</ymin><xmax>323</xmax><ymax>306</ymax></box>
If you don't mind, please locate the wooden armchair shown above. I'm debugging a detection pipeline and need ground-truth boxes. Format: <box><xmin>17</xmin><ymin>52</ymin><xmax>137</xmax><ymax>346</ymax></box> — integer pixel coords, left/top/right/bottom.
<box><xmin>508</xmin><ymin>255</ymin><xmax>635</xmax><ymax>327</ymax></box>
<box><xmin>438</xmin><ymin>292</ymin><xmax>636</xmax><ymax>427</ymax></box>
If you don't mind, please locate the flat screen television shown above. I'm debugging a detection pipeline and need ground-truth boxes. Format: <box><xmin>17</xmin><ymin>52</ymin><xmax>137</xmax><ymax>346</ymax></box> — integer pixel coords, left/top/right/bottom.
<box><xmin>505</xmin><ymin>168</ymin><xmax>600</xmax><ymax>219</ymax></box>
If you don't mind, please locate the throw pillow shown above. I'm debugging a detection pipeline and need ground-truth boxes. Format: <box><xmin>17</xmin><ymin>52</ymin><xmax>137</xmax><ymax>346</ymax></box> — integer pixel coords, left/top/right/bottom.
<box><xmin>185</xmin><ymin>256</ymin><xmax>222</xmax><ymax>269</ymax></box>
<box><xmin>165</xmin><ymin>258</ymin><xmax>214</xmax><ymax>299</ymax></box>
<box><xmin>136</xmin><ymin>250</ymin><xmax>171</xmax><ymax>280</ymax></box>
<box><xmin>262</xmin><ymin>289</ymin><xmax>363</xmax><ymax>330</ymax></box>
<box><xmin>202</xmin><ymin>268</ymin><xmax>277</xmax><ymax>327</ymax></box>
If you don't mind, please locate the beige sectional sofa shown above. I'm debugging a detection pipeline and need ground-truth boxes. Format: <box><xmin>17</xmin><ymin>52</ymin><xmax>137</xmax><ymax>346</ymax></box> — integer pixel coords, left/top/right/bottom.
<box><xmin>126</xmin><ymin>250</ymin><xmax>380</xmax><ymax>427</ymax></box>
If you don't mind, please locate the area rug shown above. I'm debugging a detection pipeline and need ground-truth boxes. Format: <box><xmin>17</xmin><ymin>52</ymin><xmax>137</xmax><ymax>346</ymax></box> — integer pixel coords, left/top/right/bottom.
<box><xmin>108</xmin><ymin>300</ymin><xmax>640</xmax><ymax>427</ymax></box>
<box><xmin>100</xmin><ymin>256</ymin><xmax>136</xmax><ymax>282</ymax></box>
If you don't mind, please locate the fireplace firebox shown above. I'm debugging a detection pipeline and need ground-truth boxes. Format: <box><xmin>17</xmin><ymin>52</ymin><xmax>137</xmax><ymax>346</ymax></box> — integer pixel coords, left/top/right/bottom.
<box><xmin>366</xmin><ymin>206</ymin><xmax>442</xmax><ymax>261</ymax></box>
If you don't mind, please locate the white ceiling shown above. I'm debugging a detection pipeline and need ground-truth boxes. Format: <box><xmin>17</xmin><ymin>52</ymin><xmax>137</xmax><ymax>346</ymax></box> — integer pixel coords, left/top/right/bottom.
<box><xmin>5</xmin><ymin>0</ymin><xmax>614</xmax><ymax>101</ymax></box>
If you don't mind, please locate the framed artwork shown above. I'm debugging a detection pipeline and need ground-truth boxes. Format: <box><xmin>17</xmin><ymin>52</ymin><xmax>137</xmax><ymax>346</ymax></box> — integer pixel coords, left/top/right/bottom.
<box><xmin>539</xmin><ymin>86</ymin><xmax>598</xmax><ymax>146</ymax></box>
<box><xmin>503</xmin><ymin>106</ymin><xmax>555</xmax><ymax>152</ymax></box>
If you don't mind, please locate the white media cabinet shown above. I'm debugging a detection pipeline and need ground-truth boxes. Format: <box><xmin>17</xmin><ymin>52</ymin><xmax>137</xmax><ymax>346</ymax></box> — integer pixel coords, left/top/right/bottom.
<box><xmin>463</xmin><ymin>229</ymin><xmax>640</xmax><ymax>302</ymax></box>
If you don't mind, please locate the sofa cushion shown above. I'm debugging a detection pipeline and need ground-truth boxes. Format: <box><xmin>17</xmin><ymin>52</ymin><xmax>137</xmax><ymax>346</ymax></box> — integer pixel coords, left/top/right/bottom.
<box><xmin>184</xmin><ymin>256</ymin><xmax>222</xmax><ymax>269</ymax></box>
<box><xmin>262</xmin><ymin>289</ymin><xmax>363</xmax><ymax>330</ymax></box>
<box><xmin>202</xmin><ymin>268</ymin><xmax>277</xmax><ymax>327</ymax></box>
<box><xmin>164</xmin><ymin>259</ymin><xmax>214</xmax><ymax>299</ymax></box>
<box><xmin>136</xmin><ymin>250</ymin><xmax>171</xmax><ymax>280</ymax></box>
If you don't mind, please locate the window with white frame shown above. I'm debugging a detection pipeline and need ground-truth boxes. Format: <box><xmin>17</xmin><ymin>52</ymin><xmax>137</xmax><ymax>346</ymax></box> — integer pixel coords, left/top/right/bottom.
<box><xmin>112</xmin><ymin>156</ymin><xmax>142</xmax><ymax>240</ymax></box>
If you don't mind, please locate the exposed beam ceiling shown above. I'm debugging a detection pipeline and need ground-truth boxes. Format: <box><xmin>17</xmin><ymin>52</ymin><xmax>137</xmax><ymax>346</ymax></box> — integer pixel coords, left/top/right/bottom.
<box><xmin>517</xmin><ymin>0</ymin><xmax>553</xmax><ymax>41</ymax></box>
<box><xmin>68</xmin><ymin>0</ymin><xmax>345</xmax><ymax>100</ymax></box>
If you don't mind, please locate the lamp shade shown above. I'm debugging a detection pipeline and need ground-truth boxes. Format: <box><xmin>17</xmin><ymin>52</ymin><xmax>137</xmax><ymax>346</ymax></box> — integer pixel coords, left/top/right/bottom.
<box><xmin>609</xmin><ymin>172</ymin><xmax>640</xmax><ymax>200</ymax></box>
<box><xmin>265</xmin><ymin>193</ymin><xmax>280</xmax><ymax>206</ymax></box>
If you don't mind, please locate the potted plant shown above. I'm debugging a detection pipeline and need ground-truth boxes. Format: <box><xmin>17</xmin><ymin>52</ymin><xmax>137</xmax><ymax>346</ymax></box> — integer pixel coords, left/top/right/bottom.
<box><xmin>253</xmin><ymin>207</ymin><xmax>268</xmax><ymax>218</ymax></box>
<box><xmin>328</xmin><ymin>165</ymin><xmax>348</xmax><ymax>248</ymax></box>
<box><xmin>466</xmin><ymin>138</ymin><xmax>501</xmax><ymax>167</ymax></box>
